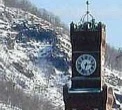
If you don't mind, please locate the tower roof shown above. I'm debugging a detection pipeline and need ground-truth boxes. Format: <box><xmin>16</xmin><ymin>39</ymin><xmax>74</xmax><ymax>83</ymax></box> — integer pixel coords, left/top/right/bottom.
<box><xmin>70</xmin><ymin>1</ymin><xmax>105</xmax><ymax>31</ymax></box>
<box><xmin>80</xmin><ymin>0</ymin><xmax>94</xmax><ymax>24</ymax></box>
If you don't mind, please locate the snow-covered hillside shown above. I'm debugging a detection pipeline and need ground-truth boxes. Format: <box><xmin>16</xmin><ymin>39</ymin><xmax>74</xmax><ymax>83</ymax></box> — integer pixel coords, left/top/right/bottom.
<box><xmin>0</xmin><ymin>4</ymin><xmax>71</xmax><ymax>110</ymax></box>
<box><xmin>0</xmin><ymin>2</ymin><xmax>121</xmax><ymax>110</ymax></box>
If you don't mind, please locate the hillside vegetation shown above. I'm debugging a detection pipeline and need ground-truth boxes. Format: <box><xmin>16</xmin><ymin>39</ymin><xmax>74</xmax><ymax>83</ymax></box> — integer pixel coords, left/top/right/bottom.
<box><xmin>4</xmin><ymin>0</ymin><xmax>69</xmax><ymax>34</ymax></box>
<box><xmin>105</xmin><ymin>45</ymin><xmax>122</xmax><ymax>72</ymax></box>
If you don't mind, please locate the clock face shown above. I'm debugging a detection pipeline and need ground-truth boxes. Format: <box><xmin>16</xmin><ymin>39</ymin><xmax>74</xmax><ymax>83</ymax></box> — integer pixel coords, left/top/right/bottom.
<box><xmin>76</xmin><ymin>54</ymin><xmax>96</xmax><ymax>76</ymax></box>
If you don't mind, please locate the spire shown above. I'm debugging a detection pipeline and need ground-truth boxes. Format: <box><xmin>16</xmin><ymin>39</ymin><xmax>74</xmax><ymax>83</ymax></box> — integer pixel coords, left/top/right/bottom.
<box><xmin>80</xmin><ymin>0</ymin><xmax>94</xmax><ymax>23</ymax></box>
<box><xmin>86</xmin><ymin>0</ymin><xmax>90</xmax><ymax>22</ymax></box>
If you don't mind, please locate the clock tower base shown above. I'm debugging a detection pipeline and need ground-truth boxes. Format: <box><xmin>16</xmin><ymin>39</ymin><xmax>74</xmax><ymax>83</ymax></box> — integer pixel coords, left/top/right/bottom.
<box><xmin>63</xmin><ymin>84</ymin><xmax>114</xmax><ymax>110</ymax></box>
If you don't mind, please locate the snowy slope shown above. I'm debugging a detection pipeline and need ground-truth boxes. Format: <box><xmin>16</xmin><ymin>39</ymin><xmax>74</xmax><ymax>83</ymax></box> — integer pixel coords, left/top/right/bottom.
<box><xmin>0</xmin><ymin>5</ymin><xmax>70</xmax><ymax>110</ymax></box>
<box><xmin>0</xmin><ymin>102</ymin><xmax>22</xmax><ymax>110</ymax></box>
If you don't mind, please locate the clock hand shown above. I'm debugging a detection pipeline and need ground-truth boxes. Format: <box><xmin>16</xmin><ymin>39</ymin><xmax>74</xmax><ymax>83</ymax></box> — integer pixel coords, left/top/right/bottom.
<box><xmin>84</xmin><ymin>62</ymin><xmax>88</xmax><ymax>69</ymax></box>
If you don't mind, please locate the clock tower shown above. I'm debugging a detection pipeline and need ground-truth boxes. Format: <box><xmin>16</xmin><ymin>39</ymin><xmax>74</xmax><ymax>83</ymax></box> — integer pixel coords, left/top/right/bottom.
<box><xmin>63</xmin><ymin>1</ymin><xmax>114</xmax><ymax>110</ymax></box>
<box><xmin>70</xmin><ymin>0</ymin><xmax>106</xmax><ymax>90</ymax></box>
<box><xmin>70</xmin><ymin>16</ymin><xmax>106</xmax><ymax>90</ymax></box>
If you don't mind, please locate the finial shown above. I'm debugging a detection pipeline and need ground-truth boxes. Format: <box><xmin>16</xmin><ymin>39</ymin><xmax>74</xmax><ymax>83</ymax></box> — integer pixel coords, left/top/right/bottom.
<box><xmin>86</xmin><ymin>0</ymin><xmax>89</xmax><ymax>5</ymax></box>
<box><xmin>79</xmin><ymin>0</ymin><xmax>94</xmax><ymax>24</ymax></box>
<box><xmin>86</xmin><ymin>0</ymin><xmax>90</xmax><ymax>22</ymax></box>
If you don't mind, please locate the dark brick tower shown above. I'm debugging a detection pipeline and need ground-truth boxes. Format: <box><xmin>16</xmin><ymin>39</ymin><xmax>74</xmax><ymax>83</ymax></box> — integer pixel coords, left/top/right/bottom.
<box><xmin>63</xmin><ymin>1</ymin><xmax>114</xmax><ymax>110</ymax></box>
<box><xmin>70</xmin><ymin>19</ymin><xmax>106</xmax><ymax>90</ymax></box>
